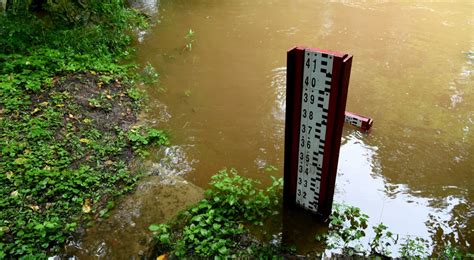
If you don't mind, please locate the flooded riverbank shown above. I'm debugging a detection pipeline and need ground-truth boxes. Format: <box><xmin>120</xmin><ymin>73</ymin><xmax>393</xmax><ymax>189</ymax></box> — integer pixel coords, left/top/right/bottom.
<box><xmin>135</xmin><ymin>0</ymin><xmax>473</xmax><ymax>254</ymax></box>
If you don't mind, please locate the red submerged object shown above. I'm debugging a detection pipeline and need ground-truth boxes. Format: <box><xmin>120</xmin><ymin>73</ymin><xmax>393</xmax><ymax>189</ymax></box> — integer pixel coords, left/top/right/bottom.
<box><xmin>344</xmin><ymin>111</ymin><xmax>373</xmax><ymax>131</ymax></box>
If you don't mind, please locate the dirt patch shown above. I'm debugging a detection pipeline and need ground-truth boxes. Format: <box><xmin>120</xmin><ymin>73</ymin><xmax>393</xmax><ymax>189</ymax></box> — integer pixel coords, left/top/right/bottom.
<box><xmin>31</xmin><ymin>72</ymin><xmax>140</xmax><ymax>169</ymax></box>
<box><xmin>51</xmin><ymin>73</ymin><xmax>138</xmax><ymax>132</ymax></box>
<box><xmin>31</xmin><ymin>72</ymin><xmax>139</xmax><ymax>131</ymax></box>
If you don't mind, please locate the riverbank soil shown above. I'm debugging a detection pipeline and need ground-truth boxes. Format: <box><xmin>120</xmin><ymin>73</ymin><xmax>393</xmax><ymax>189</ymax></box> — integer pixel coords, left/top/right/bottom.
<box><xmin>0</xmin><ymin>3</ymin><xmax>168</xmax><ymax>257</ymax></box>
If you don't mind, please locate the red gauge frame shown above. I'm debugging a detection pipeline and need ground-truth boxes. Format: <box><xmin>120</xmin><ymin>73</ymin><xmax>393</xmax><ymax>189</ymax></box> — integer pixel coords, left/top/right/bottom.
<box><xmin>284</xmin><ymin>46</ymin><xmax>353</xmax><ymax>218</ymax></box>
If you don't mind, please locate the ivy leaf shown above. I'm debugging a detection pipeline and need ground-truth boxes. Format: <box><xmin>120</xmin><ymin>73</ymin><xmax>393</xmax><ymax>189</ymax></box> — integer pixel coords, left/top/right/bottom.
<box><xmin>44</xmin><ymin>221</ymin><xmax>56</xmax><ymax>229</ymax></box>
<box><xmin>218</xmin><ymin>246</ymin><xmax>229</xmax><ymax>255</ymax></box>
<box><xmin>159</xmin><ymin>234</ymin><xmax>170</xmax><ymax>244</ymax></box>
<box><xmin>34</xmin><ymin>224</ymin><xmax>44</xmax><ymax>230</ymax></box>
<box><xmin>149</xmin><ymin>224</ymin><xmax>160</xmax><ymax>232</ymax></box>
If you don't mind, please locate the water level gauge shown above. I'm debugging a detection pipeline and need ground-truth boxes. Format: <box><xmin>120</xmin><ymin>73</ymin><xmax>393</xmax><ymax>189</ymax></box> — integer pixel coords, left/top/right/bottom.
<box><xmin>284</xmin><ymin>47</ymin><xmax>353</xmax><ymax>218</ymax></box>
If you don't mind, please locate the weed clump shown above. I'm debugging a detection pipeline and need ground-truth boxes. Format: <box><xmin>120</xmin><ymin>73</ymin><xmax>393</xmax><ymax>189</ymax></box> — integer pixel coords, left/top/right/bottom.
<box><xmin>149</xmin><ymin>169</ymin><xmax>293</xmax><ymax>258</ymax></box>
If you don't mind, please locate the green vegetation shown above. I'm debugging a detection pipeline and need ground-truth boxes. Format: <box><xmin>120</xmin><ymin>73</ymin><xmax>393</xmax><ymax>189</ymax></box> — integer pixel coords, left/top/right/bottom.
<box><xmin>442</xmin><ymin>244</ymin><xmax>474</xmax><ymax>259</ymax></box>
<box><xmin>316</xmin><ymin>204</ymin><xmax>419</xmax><ymax>257</ymax></box>
<box><xmin>148</xmin><ymin>169</ymin><xmax>294</xmax><ymax>258</ymax></box>
<box><xmin>184</xmin><ymin>89</ymin><xmax>192</xmax><ymax>97</ymax></box>
<box><xmin>316</xmin><ymin>204</ymin><xmax>472</xmax><ymax>258</ymax></box>
<box><xmin>264</xmin><ymin>165</ymin><xmax>279</xmax><ymax>172</ymax></box>
<box><xmin>183</xmin><ymin>28</ymin><xmax>196</xmax><ymax>51</ymax></box>
<box><xmin>399</xmin><ymin>236</ymin><xmax>429</xmax><ymax>258</ymax></box>
<box><xmin>319</xmin><ymin>204</ymin><xmax>370</xmax><ymax>255</ymax></box>
<box><xmin>141</xmin><ymin>63</ymin><xmax>160</xmax><ymax>85</ymax></box>
<box><xmin>0</xmin><ymin>1</ymin><xmax>167</xmax><ymax>258</ymax></box>
<box><xmin>150</xmin><ymin>171</ymin><xmax>473</xmax><ymax>258</ymax></box>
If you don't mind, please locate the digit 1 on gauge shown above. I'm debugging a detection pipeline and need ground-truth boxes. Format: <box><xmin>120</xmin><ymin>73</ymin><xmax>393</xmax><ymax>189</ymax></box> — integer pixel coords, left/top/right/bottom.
<box><xmin>284</xmin><ymin>46</ymin><xmax>353</xmax><ymax>219</ymax></box>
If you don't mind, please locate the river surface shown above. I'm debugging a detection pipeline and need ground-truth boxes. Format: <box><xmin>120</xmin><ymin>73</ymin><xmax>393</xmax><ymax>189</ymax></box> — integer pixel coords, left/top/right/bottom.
<box><xmin>135</xmin><ymin>0</ymin><xmax>473</xmax><ymax>255</ymax></box>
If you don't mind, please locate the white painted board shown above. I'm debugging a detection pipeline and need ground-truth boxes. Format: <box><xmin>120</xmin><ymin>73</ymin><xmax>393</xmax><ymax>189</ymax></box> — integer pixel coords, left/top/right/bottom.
<box><xmin>295</xmin><ymin>50</ymin><xmax>334</xmax><ymax>213</ymax></box>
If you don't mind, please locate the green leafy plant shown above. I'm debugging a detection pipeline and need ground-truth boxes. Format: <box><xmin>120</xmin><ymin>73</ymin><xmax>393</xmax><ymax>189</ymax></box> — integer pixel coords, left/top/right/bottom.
<box><xmin>141</xmin><ymin>62</ymin><xmax>159</xmax><ymax>85</ymax></box>
<box><xmin>369</xmin><ymin>223</ymin><xmax>398</xmax><ymax>256</ymax></box>
<box><xmin>183</xmin><ymin>28</ymin><xmax>195</xmax><ymax>51</ymax></box>
<box><xmin>442</xmin><ymin>244</ymin><xmax>474</xmax><ymax>259</ymax></box>
<box><xmin>184</xmin><ymin>89</ymin><xmax>192</xmax><ymax>97</ymax></box>
<box><xmin>87</xmin><ymin>94</ymin><xmax>112</xmax><ymax>110</ymax></box>
<box><xmin>127</xmin><ymin>126</ymin><xmax>168</xmax><ymax>148</ymax></box>
<box><xmin>323</xmin><ymin>204</ymin><xmax>369</xmax><ymax>255</ymax></box>
<box><xmin>314</xmin><ymin>205</ymin><xmax>452</xmax><ymax>258</ymax></box>
<box><xmin>149</xmin><ymin>169</ymin><xmax>283</xmax><ymax>257</ymax></box>
<box><xmin>127</xmin><ymin>87</ymin><xmax>145</xmax><ymax>101</ymax></box>
<box><xmin>149</xmin><ymin>224</ymin><xmax>172</xmax><ymax>247</ymax></box>
<box><xmin>399</xmin><ymin>236</ymin><xmax>429</xmax><ymax>258</ymax></box>
<box><xmin>264</xmin><ymin>164</ymin><xmax>278</xmax><ymax>172</ymax></box>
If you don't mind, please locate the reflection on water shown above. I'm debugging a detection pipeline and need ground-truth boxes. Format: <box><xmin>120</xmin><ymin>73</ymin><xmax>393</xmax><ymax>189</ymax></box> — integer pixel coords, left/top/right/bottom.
<box><xmin>336</xmin><ymin>132</ymin><xmax>469</xmax><ymax>255</ymax></box>
<box><xmin>270</xmin><ymin>67</ymin><xmax>286</xmax><ymax>122</ymax></box>
<box><xmin>134</xmin><ymin>0</ymin><xmax>473</xmax><ymax>254</ymax></box>
<box><xmin>151</xmin><ymin>145</ymin><xmax>197</xmax><ymax>180</ymax></box>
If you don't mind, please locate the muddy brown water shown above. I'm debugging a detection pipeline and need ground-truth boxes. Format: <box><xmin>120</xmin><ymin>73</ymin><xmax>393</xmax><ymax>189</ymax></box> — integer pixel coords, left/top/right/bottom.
<box><xmin>136</xmin><ymin>0</ymin><xmax>473</xmax><ymax>255</ymax></box>
<box><xmin>63</xmin><ymin>0</ymin><xmax>473</xmax><ymax>258</ymax></box>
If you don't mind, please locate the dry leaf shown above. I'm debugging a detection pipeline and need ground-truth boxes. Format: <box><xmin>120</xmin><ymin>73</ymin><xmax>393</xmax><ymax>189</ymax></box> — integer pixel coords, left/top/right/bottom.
<box><xmin>157</xmin><ymin>254</ymin><xmax>168</xmax><ymax>260</ymax></box>
<box><xmin>14</xmin><ymin>158</ymin><xmax>28</xmax><ymax>164</ymax></box>
<box><xmin>29</xmin><ymin>205</ymin><xmax>40</xmax><ymax>211</ymax></box>
<box><xmin>79</xmin><ymin>138</ymin><xmax>91</xmax><ymax>144</ymax></box>
<box><xmin>31</xmin><ymin>108</ymin><xmax>40</xmax><ymax>115</ymax></box>
<box><xmin>82</xmin><ymin>199</ymin><xmax>92</xmax><ymax>213</ymax></box>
